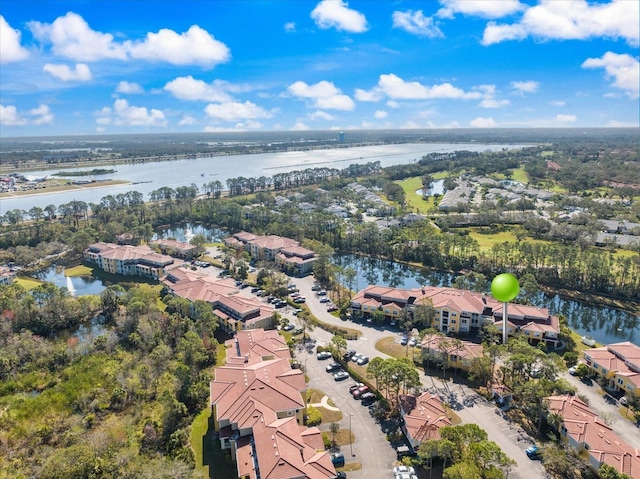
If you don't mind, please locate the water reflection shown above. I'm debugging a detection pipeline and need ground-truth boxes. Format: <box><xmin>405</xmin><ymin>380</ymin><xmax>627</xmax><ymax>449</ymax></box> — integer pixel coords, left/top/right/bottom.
<box><xmin>37</xmin><ymin>265</ymin><xmax>107</xmax><ymax>297</ymax></box>
<box><xmin>154</xmin><ymin>223</ymin><xmax>227</xmax><ymax>243</ymax></box>
<box><xmin>334</xmin><ymin>254</ymin><xmax>638</xmax><ymax>346</ymax></box>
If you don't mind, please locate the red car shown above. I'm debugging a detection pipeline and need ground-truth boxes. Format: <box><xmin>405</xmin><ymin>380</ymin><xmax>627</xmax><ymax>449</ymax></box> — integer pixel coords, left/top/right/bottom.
<box><xmin>352</xmin><ymin>386</ymin><xmax>369</xmax><ymax>399</ymax></box>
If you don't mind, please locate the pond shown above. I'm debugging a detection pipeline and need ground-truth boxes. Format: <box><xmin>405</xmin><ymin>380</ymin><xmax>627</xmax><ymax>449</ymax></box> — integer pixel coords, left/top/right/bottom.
<box><xmin>36</xmin><ymin>265</ymin><xmax>107</xmax><ymax>297</ymax></box>
<box><xmin>415</xmin><ymin>179</ymin><xmax>445</xmax><ymax>197</ymax></box>
<box><xmin>154</xmin><ymin>223</ymin><xmax>227</xmax><ymax>243</ymax></box>
<box><xmin>333</xmin><ymin>254</ymin><xmax>639</xmax><ymax>347</ymax></box>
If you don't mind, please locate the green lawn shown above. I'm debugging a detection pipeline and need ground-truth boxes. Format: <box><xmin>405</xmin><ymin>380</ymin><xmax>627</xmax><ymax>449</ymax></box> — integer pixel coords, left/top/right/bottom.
<box><xmin>191</xmin><ymin>407</ymin><xmax>237</xmax><ymax>479</ymax></box>
<box><xmin>15</xmin><ymin>277</ymin><xmax>43</xmax><ymax>290</ymax></box>
<box><xmin>396</xmin><ymin>177</ymin><xmax>436</xmax><ymax>214</ymax></box>
<box><xmin>466</xmin><ymin>227</ymin><xmax>553</xmax><ymax>252</ymax></box>
<box><xmin>64</xmin><ymin>264</ymin><xmax>94</xmax><ymax>277</ymax></box>
<box><xmin>510</xmin><ymin>167</ymin><xmax>529</xmax><ymax>183</ymax></box>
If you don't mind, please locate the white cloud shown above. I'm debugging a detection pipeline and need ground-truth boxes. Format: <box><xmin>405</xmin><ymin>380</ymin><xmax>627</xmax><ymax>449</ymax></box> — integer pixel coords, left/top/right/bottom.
<box><xmin>354</xmin><ymin>88</ymin><xmax>383</xmax><ymax>102</ymax></box>
<box><xmin>290</xmin><ymin>121</ymin><xmax>311</xmax><ymax>131</ymax></box>
<box><xmin>29</xmin><ymin>105</ymin><xmax>55</xmax><ymax>125</ymax></box>
<box><xmin>0</xmin><ymin>104</ymin><xmax>27</xmax><ymax>125</ymax></box>
<box><xmin>437</xmin><ymin>0</ymin><xmax>524</xmax><ymax>19</ymax></box>
<box><xmin>128</xmin><ymin>25</ymin><xmax>230</xmax><ymax>66</ymax></box>
<box><xmin>549</xmin><ymin>100</ymin><xmax>567</xmax><ymax>107</ymax></box>
<box><xmin>97</xmin><ymin>99</ymin><xmax>167</xmax><ymax>127</ymax></box>
<box><xmin>482</xmin><ymin>0</ymin><xmax>639</xmax><ymax>46</ymax></box>
<box><xmin>374</xmin><ymin>110</ymin><xmax>388</xmax><ymax>119</ymax></box>
<box><xmin>178</xmin><ymin>115</ymin><xmax>198</xmax><ymax>126</ymax></box>
<box><xmin>43</xmin><ymin>63</ymin><xmax>92</xmax><ymax>81</ymax></box>
<box><xmin>556</xmin><ymin>114</ymin><xmax>577</xmax><ymax>123</ymax></box>
<box><xmin>386</xmin><ymin>100</ymin><xmax>399</xmax><ymax>108</ymax></box>
<box><xmin>204</xmin><ymin>101</ymin><xmax>271</xmax><ymax>121</ymax></box>
<box><xmin>308</xmin><ymin>110</ymin><xmax>335</xmax><ymax>121</ymax></box>
<box><xmin>311</xmin><ymin>0</ymin><xmax>368</xmax><ymax>33</ymax></box>
<box><xmin>510</xmin><ymin>80</ymin><xmax>539</xmax><ymax>94</ymax></box>
<box><xmin>470</xmin><ymin>117</ymin><xmax>497</xmax><ymax>127</ymax></box>
<box><xmin>607</xmin><ymin>119</ymin><xmax>640</xmax><ymax>127</ymax></box>
<box><xmin>474</xmin><ymin>84</ymin><xmax>509</xmax><ymax>108</ymax></box>
<box><xmin>116</xmin><ymin>81</ymin><xmax>143</xmax><ymax>94</ymax></box>
<box><xmin>392</xmin><ymin>10</ymin><xmax>444</xmax><ymax>38</ymax></box>
<box><xmin>288</xmin><ymin>80</ymin><xmax>355</xmax><ymax>110</ymax></box>
<box><xmin>0</xmin><ymin>16</ymin><xmax>29</xmax><ymax>63</ymax></box>
<box><xmin>361</xmin><ymin>74</ymin><xmax>482</xmax><ymax>100</ymax></box>
<box><xmin>582</xmin><ymin>52</ymin><xmax>639</xmax><ymax>99</ymax></box>
<box><xmin>28</xmin><ymin>12</ymin><xmax>231</xmax><ymax>66</ymax></box>
<box><xmin>0</xmin><ymin>104</ymin><xmax>54</xmax><ymax>126</ymax></box>
<box><xmin>164</xmin><ymin>76</ymin><xmax>234</xmax><ymax>102</ymax></box>
<box><xmin>28</xmin><ymin>12</ymin><xmax>127</xmax><ymax>61</ymax></box>
<box><xmin>284</xmin><ymin>22</ymin><xmax>296</xmax><ymax>32</ymax></box>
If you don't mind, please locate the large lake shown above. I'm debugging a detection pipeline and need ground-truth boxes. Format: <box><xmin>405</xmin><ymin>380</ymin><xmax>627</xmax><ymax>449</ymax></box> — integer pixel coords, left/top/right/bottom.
<box><xmin>1</xmin><ymin>142</ymin><xmax>526</xmax><ymax>214</ymax></box>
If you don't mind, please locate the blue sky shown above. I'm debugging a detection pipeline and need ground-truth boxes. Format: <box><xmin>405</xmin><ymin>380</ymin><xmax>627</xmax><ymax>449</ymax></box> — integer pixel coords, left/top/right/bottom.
<box><xmin>1</xmin><ymin>0</ymin><xmax>638</xmax><ymax>136</ymax></box>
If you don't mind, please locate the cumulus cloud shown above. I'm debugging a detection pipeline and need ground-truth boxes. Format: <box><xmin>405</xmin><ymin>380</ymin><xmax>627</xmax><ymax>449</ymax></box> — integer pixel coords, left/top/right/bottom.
<box><xmin>290</xmin><ymin>121</ymin><xmax>311</xmax><ymax>131</ymax></box>
<box><xmin>288</xmin><ymin>80</ymin><xmax>355</xmax><ymax>110</ymax></box>
<box><xmin>43</xmin><ymin>63</ymin><xmax>92</xmax><ymax>81</ymax></box>
<box><xmin>97</xmin><ymin>99</ymin><xmax>166</xmax><ymax>126</ymax></box>
<box><xmin>355</xmin><ymin>88</ymin><xmax>383</xmax><ymax>102</ymax></box>
<box><xmin>128</xmin><ymin>25</ymin><xmax>230</xmax><ymax>66</ymax></box>
<box><xmin>204</xmin><ymin>101</ymin><xmax>271</xmax><ymax>121</ymax></box>
<box><xmin>582</xmin><ymin>52</ymin><xmax>639</xmax><ymax>99</ymax></box>
<box><xmin>374</xmin><ymin>110</ymin><xmax>388</xmax><ymax>119</ymax></box>
<box><xmin>0</xmin><ymin>104</ymin><xmax>27</xmax><ymax>125</ymax></box>
<box><xmin>392</xmin><ymin>10</ymin><xmax>444</xmax><ymax>38</ymax></box>
<box><xmin>164</xmin><ymin>76</ymin><xmax>234</xmax><ymax>102</ymax></box>
<box><xmin>482</xmin><ymin>0</ymin><xmax>639</xmax><ymax>46</ymax></box>
<box><xmin>475</xmin><ymin>84</ymin><xmax>509</xmax><ymax>108</ymax></box>
<box><xmin>28</xmin><ymin>12</ymin><xmax>230</xmax><ymax>66</ymax></box>
<box><xmin>470</xmin><ymin>117</ymin><xmax>497</xmax><ymax>127</ymax></box>
<box><xmin>0</xmin><ymin>104</ymin><xmax>54</xmax><ymax>126</ymax></box>
<box><xmin>0</xmin><ymin>16</ymin><xmax>29</xmax><ymax>63</ymax></box>
<box><xmin>308</xmin><ymin>110</ymin><xmax>335</xmax><ymax>121</ymax></box>
<box><xmin>359</xmin><ymin>74</ymin><xmax>482</xmax><ymax>101</ymax></box>
<box><xmin>311</xmin><ymin>0</ymin><xmax>368</xmax><ymax>33</ymax></box>
<box><xmin>29</xmin><ymin>12</ymin><xmax>127</xmax><ymax>61</ymax></box>
<box><xmin>437</xmin><ymin>0</ymin><xmax>524</xmax><ymax>19</ymax></box>
<box><xmin>555</xmin><ymin>114</ymin><xmax>577</xmax><ymax>123</ymax></box>
<box><xmin>510</xmin><ymin>80</ymin><xmax>539</xmax><ymax>95</ymax></box>
<box><xmin>116</xmin><ymin>81</ymin><xmax>143</xmax><ymax>94</ymax></box>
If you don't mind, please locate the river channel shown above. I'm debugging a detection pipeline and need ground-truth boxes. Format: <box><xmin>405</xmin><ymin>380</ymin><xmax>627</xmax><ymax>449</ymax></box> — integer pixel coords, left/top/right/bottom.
<box><xmin>1</xmin><ymin>142</ymin><xmax>527</xmax><ymax>214</ymax></box>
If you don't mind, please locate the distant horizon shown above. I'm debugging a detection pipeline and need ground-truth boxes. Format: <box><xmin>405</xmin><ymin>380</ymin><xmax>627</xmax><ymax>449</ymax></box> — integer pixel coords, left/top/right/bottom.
<box><xmin>1</xmin><ymin>1</ymin><xmax>638</xmax><ymax>136</ymax></box>
<box><xmin>2</xmin><ymin>126</ymin><xmax>638</xmax><ymax>143</ymax></box>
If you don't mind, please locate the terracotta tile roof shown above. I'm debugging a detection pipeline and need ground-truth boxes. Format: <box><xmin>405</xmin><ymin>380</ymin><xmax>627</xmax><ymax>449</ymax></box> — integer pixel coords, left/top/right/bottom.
<box><xmin>420</xmin><ymin>334</ymin><xmax>484</xmax><ymax>360</ymax></box>
<box><xmin>225</xmin><ymin>329</ymin><xmax>291</xmax><ymax>365</ymax></box>
<box><xmin>151</xmin><ymin>238</ymin><xmax>197</xmax><ymax>251</ymax></box>
<box><xmin>547</xmin><ymin>395</ymin><xmax>640</xmax><ymax>477</ymax></box>
<box><xmin>399</xmin><ymin>392</ymin><xmax>451</xmax><ymax>444</ymax></box>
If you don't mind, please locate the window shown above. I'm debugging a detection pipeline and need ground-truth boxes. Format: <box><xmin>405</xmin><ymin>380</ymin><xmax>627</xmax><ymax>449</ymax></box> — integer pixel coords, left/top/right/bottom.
<box><xmin>451</xmin><ymin>320</ymin><xmax>457</xmax><ymax>324</ymax></box>
<box><xmin>442</xmin><ymin>311</ymin><xmax>449</xmax><ymax>318</ymax></box>
<box><xmin>462</xmin><ymin>319</ymin><xmax>468</xmax><ymax>324</ymax></box>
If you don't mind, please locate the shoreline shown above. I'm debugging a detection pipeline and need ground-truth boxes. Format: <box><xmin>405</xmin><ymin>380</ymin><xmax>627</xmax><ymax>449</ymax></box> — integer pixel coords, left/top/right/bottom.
<box><xmin>0</xmin><ymin>180</ymin><xmax>131</xmax><ymax>200</ymax></box>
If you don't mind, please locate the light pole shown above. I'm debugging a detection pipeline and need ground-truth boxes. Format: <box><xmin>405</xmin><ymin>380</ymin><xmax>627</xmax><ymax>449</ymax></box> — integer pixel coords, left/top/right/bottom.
<box><xmin>349</xmin><ymin>413</ymin><xmax>354</xmax><ymax>457</ymax></box>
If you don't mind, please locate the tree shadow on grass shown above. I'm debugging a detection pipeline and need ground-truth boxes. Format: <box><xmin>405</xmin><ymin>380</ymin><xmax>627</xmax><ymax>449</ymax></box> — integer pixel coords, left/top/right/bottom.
<box><xmin>202</xmin><ymin>413</ymin><xmax>237</xmax><ymax>479</ymax></box>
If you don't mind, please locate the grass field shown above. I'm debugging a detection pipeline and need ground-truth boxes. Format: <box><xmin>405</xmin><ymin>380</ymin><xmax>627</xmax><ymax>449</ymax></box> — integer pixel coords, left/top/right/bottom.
<box><xmin>375</xmin><ymin>336</ymin><xmax>419</xmax><ymax>360</ymax></box>
<box><xmin>15</xmin><ymin>277</ymin><xmax>43</xmax><ymax>290</ymax></box>
<box><xmin>64</xmin><ymin>264</ymin><xmax>94</xmax><ymax>277</ymax></box>
<box><xmin>396</xmin><ymin>177</ymin><xmax>436</xmax><ymax>214</ymax></box>
<box><xmin>466</xmin><ymin>227</ymin><xmax>553</xmax><ymax>252</ymax></box>
<box><xmin>191</xmin><ymin>407</ymin><xmax>237</xmax><ymax>479</ymax></box>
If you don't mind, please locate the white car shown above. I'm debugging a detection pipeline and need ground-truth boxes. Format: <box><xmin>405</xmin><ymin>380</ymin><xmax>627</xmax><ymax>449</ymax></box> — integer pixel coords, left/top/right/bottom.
<box><xmin>408</xmin><ymin>338</ymin><xmax>417</xmax><ymax>347</ymax></box>
<box><xmin>568</xmin><ymin>365</ymin><xmax>578</xmax><ymax>375</ymax></box>
<box><xmin>394</xmin><ymin>473</ymin><xmax>418</xmax><ymax>479</ymax></box>
<box><xmin>393</xmin><ymin>466</ymin><xmax>416</xmax><ymax>475</ymax></box>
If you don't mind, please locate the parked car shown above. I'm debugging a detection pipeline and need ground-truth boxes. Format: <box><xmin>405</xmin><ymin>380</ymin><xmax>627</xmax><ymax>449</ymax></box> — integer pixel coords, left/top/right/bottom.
<box><xmin>400</xmin><ymin>336</ymin><xmax>408</xmax><ymax>346</ymax></box>
<box><xmin>408</xmin><ymin>338</ymin><xmax>417</xmax><ymax>347</ymax></box>
<box><xmin>343</xmin><ymin>350</ymin><xmax>356</xmax><ymax>360</ymax></box>
<box><xmin>311</xmin><ymin>284</ymin><xmax>320</xmax><ymax>291</ymax></box>
<box><xmin>293</xmin><ymin>297</ymin><xmax>306</xmax><ymax>303</ymax></box>
<box><xmin>348</xmin><ymin>382</ymin><xmax>364</xmax><ymax>393</ymax></box>
<box><xmin>334</xmin><ymin>371</ymin><xmax>349</xmax><ymax>381</ymax></box>
<box><xmin>319</xmin><ymin>297</ymin><xmax>331</xmax><ymax>303</ymax></box>
<box><xmin>389</xmin><ymin>320</ymin><xmax>397</xmax><ymax>327</ymax></box>
<box><xmin>330</xmin><ymin>453</ymin><xmax>345</xmax><ymax>467</ymax></box>
<box><xmin>393</xmin><ymin>466</ymin><xmax>416</xmax><ymax>475</ymax></box>
<box><xmin>351</xmin><ymin>353</ymin><xmax>363</xmax><ymax>363</ymax></box>
<box><xmin>360</xmin><ymin>392</ymin><xmax>376</xmax><ymax>405</ymax></box>
<box><xmin>352</xmin><ymin>386</ymin><xmax>370</xmax><ymax>398</ymax></box>
<box><xmin>526</xmin><ymin>446</ymin><xmax>542</xmax><ymax>460</ymax></box>
<box><xmin>394</xmin><ymin>474</ymin><xmax>418</xmax><ymax>479</ymax></box>
<box><xmin>317</xmin><ymin>351</ymin><xmax>332</xmax><ymax>360</ymax></box>
<box><xmin>568</xmin><ymin>365</ymin><xmax>578</xmax><ymax>375</ymax></box>
<box><xmin>317</xmin><ymin>290</ymin><xmax>327</xmax><ymax>296</ymax></box>
<box><xmin>326</xmin><ymin>362</ymin><xmax>342</xmax><ymax>372</ymax></box>
<box><xmin>327</xmin><ymin>305</ymin><xmax>338</xmax><ymax>312</ymax></box>
<box><xmin>292</xmin><ymin>328</ymin><xmax>304</xmax><ymax>335</ymax></box>
<box><xmin>333</xmin><ymin>472</ymin><xmax>346</xmax><ymax>479</ymax></box>
<box><xmin>356</xmin><ymin>356</ymin><xmax>369</xmax><ymax>366</ymax></box>
<box><xmin>282</xmin><ymin>324</ymin><xmax>295</xmax><ymax>331</ymax></box>
<box><xmin>620</xmin><ymin>396</ymin><xmax>628</xmax><ymax>405</ymax></box>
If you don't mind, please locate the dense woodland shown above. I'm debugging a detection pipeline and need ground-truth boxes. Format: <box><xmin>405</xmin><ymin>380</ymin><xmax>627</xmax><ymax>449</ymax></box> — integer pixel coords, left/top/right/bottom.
<box><xmin>0</xmin><ymin>134</ymin><xmax>639</xmax><ymax>478</ymax></box>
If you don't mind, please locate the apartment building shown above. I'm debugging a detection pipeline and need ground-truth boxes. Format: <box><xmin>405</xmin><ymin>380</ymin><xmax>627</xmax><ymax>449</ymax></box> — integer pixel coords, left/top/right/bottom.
<box><xmin>547</xmin><ymin>394</ymin><xmax>640</xmax><ymax>478</ymax></box>
<box><xmin>582</xmin><ymin>342</ymin><xmax>640</xmax><ymax>396</ymax></box>
<box><xmin>151</xmin><ymin>238</ymin><xmax>199</xmax><ymax>260</ymax></box>
<box><xmin>350</xmin><ymin>285</ymin><xmax>560</xmax><ymax>347</ymax></box>
<box><xmin>84</xmin><ymin>242</ymin><xmax>182</xmax><ymax>280</ymax></box>
<box><xmin>210</xmin><ymin>329</ymin><xmax>338</xmax><ymax>479</ymax></box>
<box><xmin>225</xmin><ymin>232</ymin><xmax>318</xmax><ymax>276</ymax></box>
<box><xmin>162</xmin><ymin>268</ymin><xmax>275</xmax><ymax>333</ymax></box>
<box><xmin>420</xmin><ymin>333</ymin><xmax>484</xmax><ymax>372</ymax></box>
<box><xmin>398</xmin><ymin>391</ymin><xmax>451</xmax><ymax>451</ymax></box>
<box><xmin>0</xmin><ymin>266</ymin><xmax>17</xmax><ymax>285</ymax></box>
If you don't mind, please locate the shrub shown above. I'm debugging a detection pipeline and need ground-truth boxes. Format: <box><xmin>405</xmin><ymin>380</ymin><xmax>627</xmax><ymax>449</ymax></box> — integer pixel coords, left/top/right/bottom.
<box><xmin>306</xmin><ymin>405</ymin><xmax>322</xmax><ymax>426</ymax></box>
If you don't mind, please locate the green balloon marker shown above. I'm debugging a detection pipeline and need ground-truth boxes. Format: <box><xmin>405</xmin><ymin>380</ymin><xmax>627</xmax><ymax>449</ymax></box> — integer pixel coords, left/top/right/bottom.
<box><xmin>491</xmin><ymin>273</ymin><xmax>520</xmax><ymax>344</ymax></box>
